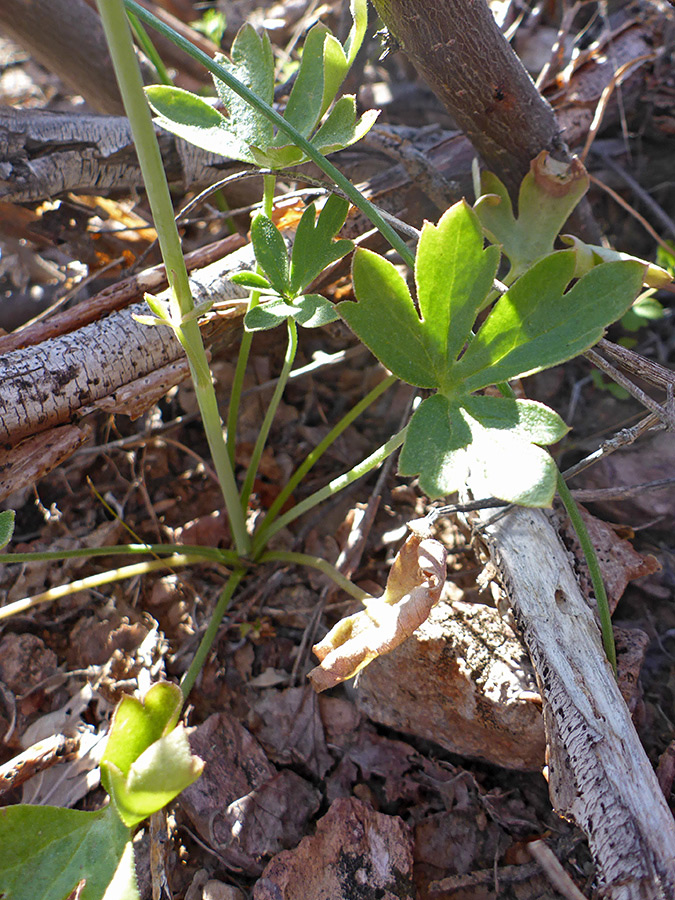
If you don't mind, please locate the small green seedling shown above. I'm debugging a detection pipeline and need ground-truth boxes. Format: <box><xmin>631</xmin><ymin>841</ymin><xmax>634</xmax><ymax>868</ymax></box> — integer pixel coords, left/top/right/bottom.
<box><xmin>231</xmin><ymin>193</ymin><xmax>353</xmax><ymax>331</ymax></box>
<box><xmin>0</xmin><ymin>683</ymin><xmax>202</xmax><ymax>900</ymax></box>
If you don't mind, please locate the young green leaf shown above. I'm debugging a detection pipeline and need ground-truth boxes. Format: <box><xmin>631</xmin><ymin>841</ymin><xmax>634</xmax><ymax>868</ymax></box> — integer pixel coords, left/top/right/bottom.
<box><xmin>280</xmin><ymin>24</ymin><xmax>330</xmax><ymax>138</ymax></box>
<box><xmin>104</xmin><ymin>726</ymin><xmax>204</xmax><ymax>828</ymax></box>
<box><xmin>212</xmin><ymin>25</ymin><xmax>274</xmax><ymax>153</ymax></box>
<box><xmin>250</xmin><ymin>214</ymin><xmax>290</xmax><ymax>295</ymax></box>
<box><xmin>245</xmin><ymin>298</ymin><xmax>298</xmax><ymax>331</ymax></box>
<box><xmin>415</xmin><ymin>201</ymin><xmax>500</xmax><ymax>375</ymax></box>
<box><xmin>290</xmin><ymin>195</ymin><xmax>353</xmax><ymax>294</ymax></box>
<box><xmin>0</xmin><ymin>805</ymin><xmax>133</xmax><ymax>900</ymax></box>
<box><xmin>229</xmin><ymin>271</ymin><xmax>272</xmax><ymax>290</ymax></box>
<box><xmin>338</xmin><ymin>248</ymin><xmax>439</xmax><ymax>388</ymax></box>
<box><xmin>474</xmin><ymin>151</ymin><xmax>589</xmax><ymax>278</ymax></box>
<box><xmin>0</xmin><ymin>509</ymin><xmax>15</xmax><ymax>550</ymax></box>
<box><xmin>292</xmin><ymin>294</ymin><xmax>340</xmax><ymax>327</ymax></box>
<box><xmin>145</xmin><ymin>85</ymin><xmax>251</xmax><ymax>161</ymax></box>
<box><xmin>454</xmin><ymin>253</ymin><xmax>646</xmax><ymax>391</ymax></box>
<box><xmin>310</xmin><ymin>97</ymin><xmax>378</xmax><ymax>156</ymax></box>
<box><xmin>100</xmin><ymin>682</ymin><xmax>182</xmax><ymax>797</ymax></box>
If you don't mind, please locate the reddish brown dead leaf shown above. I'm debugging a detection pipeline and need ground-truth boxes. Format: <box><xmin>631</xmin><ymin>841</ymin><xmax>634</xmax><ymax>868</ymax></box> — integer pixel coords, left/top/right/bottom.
<box><xmin>181</xmin><ymin>713</ymin><xmax>319</xmax><ymax>875</ymax></box>
<box><xmin>308</xmin><ymin>534</ymin><xmax>447</xmax><ymax>692</ymax></box>
<box><xmin>253</xmin><ymin>797</ymin><xmax>414</xmax><ymax>900</ymax></box>
<box><xmin>559</xmin><ymin>503</ymin><xmax>661</xmax><ymax>612</ymax></box>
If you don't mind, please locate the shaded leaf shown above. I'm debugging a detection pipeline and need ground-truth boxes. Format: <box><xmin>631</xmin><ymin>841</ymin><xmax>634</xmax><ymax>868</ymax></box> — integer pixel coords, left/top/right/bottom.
<box><xmin>245</xmin><ymin>298</ymin><xmax>297</xmax><ymax>331</ymax></box>
<box><xmin>0</xmin><ymin>805</ymin><xmax>131</xmax><ymax>900</ymax></box>
<box><xmin>293</xmin><ymin>294</ymin><xmax>339</xmax><ymax>327</ymax></box>
<box><xmin>0</xmin><ymin>509</ymin><xmax>15</xmax><ymax>550</ymax></box>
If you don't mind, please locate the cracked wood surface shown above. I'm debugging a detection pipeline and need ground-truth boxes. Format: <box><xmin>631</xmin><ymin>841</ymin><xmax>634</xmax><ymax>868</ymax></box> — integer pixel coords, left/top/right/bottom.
<box><xmin>468</xmin><ymin>505</ymin><xmax>675</xmax><ymax>900</ymax></box>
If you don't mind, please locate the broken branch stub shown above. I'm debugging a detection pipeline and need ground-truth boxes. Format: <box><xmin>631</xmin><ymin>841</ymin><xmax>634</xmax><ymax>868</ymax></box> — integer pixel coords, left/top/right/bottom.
<box><xmin>308</xmin><ymin>533</ymin><xmax>447</xmax><ymax>692</ymax></box>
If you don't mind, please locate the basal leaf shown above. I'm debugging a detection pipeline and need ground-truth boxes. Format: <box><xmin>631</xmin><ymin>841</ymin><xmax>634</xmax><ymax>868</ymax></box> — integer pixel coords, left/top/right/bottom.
<box><xmin>293</xmin><ymin>294</ymin><xmax>340</xmax><ymax>327</ymax></box>
<box><xmin>338</xmin><ymin>249</ymin><xmax>440</xmax><ymax>388</ymax></box>
<box><xmin>228</xmin><ymin>271</ymin><xmax>272</xmax><ymax>290</ymax></box>
<box><xmin>250</xmin><ymin>214</ymin><xmax>290</xmax><ymax>295</ymax></box>
<box><xmin>212</xmin><ymin>25</ymin><xmax>274</xmax><ymax>151</ymax></box>
<box><xmin>455</xmin><ymin>252</ymin><xmax>645</xmax><ymax>391</ymax></box>
<box><xmin>0</xmin><ymin>804</ymin><xmax>131</xmax><ymax>900</ymax></box>
<box><xmin>290</xmin><ymin>196</ymin><xmax>352</xmax><ymax>294</ymax></box>
<box><xmin>399</xmin><ymin>394</ymin><xmax>560</xmax><ymax>506</ymax></box>
<box><xmin>415</xmin><ymin>201</ymin><xmax>500</xmax><ymax>373</ymax></box>
<box><xmin>145</xmin><ymin>86</ymin><xmax>251</xmax><ymax>161</ymax></box>
<box><xmin>475</xmin><ymin>152</ymin><xmax>589</xmax><ymax>277</ymax></box>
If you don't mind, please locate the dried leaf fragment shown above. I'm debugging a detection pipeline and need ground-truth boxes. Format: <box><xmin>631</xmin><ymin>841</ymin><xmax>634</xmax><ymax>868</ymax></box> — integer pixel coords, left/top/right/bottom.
<box><xmin>308</xmin><ymin>534</ymin><xmax>447</xmax><ymax>692</ymax></box>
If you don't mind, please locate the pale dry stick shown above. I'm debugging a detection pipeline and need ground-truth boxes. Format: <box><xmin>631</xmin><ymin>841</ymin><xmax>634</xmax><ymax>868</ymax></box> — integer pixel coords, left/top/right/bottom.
<box><xmin>571</xmin><ymin>476</ymin><xmax>675</xmax><ymax>503</ymax></box>
<box><xmin>588</xmin><ymin>172</ymin><xmax>675</xmax><ymax>258</ymax></box>
<box><xmin>597</xmin><ymin>153</ymin><xmax>675</xmax><ymax>243</ymax></box>
<box><xmin>0</xmin><ymin>734</ymin><xmax>80</xmax><ymax>797</ymax></box>
<box><xmin>527</xmin><ymin>841</ymin><xmax>588</xmax><ymax>900</ymax></box>
<box><xmin>585</xmin><ymin>347</ymin><xmax>675</xmax><ymax>429</ymax></box>
<box><xmin>580</xmin><ymin>52</ymin><xmax>657</xmax><ymax>163</ymax></box>
<box><xmin>562</xmin><ymin>412</ymin><xmax>661</xmax><ymax>482</ymax></box>
<box><xmin>598</xmin><ymin>338</ymin><xmax>675</xmax><ymax>392</ymax></box>
<box><xmin>535</xmin><ymin>0</ymin><xmax>582</xmax><ymax>90</ymax></box>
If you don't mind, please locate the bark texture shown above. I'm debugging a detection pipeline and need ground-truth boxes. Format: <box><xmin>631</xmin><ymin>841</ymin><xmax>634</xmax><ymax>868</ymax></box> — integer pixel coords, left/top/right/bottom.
<box><xmin>466</xmin><ymin>504</ymin><xmax>675</xmax><ymax>900</ymax></box>
<box><xmin>371</xmin><ymin>0</ymin><xmax>569</xmax><ymax>198</ymax></box>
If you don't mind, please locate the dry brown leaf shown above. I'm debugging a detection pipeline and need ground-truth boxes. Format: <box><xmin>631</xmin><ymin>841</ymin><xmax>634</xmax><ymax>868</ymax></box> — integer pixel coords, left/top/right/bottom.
<box><xmin>308</xmin><ymin>533</ymin><xmax>447</xmax><ymax>692</ymax></box>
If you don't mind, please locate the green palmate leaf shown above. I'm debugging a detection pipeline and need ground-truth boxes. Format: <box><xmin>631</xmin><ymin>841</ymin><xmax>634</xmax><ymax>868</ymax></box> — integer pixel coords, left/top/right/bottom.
<box><xmin>104</xmin><ymin>726</ymin><xmax>203</xmax><ymax>828</ymax></box>
<box><xmin>245</xmin><ymin>298</ymin><xmax>298</xmax><ymax>331</ymax></box>
<box><xmin>474</xmin><ymin>151</ymin><xmax>589</xmax><ymax>278</ymax></box>
<box><xmin>293</xmin><ymin>294</ymin><xmax>339</xmax><ymax>327</ymax></box>
<box><xmin>0</xmin><ymin>804</ymin><xmax>133</xmax><ymax>900</ymax></box>
<box><xmin>339</xmin><ymin>248</ymin><xmax>439</xmax><ymax>388</ymax></box>
<box><xmin>415</xmin><ymin>201</ymin><xmax>500</xmax><ymax>376</ymax></box>
<box><xmin>145</xmin><ymin>85</ymin><xmax>252</xmax><ymax>160</ymax></box>
<box><xmin>212</xmin><ymin>24</ymin><xmax>274</xmax><ymax>152</ymax></box>
<box><xmin>100</xmin><ymin>682</ymin><xmax>182</xmax><ymax>796</ymax></box>
<box><xmin>399</xmin><ymin>394</ymin><xmax>565</xmax><ymax>506</ymax></box>
<box><xmin>290</xmin><ymin>195</ymin><xmax>353</xmax><ymax>294</ymax></box>
<box><xmin>0</xmin><ymin>509</ymin><xmax>15</xmax><ymax>549</ymax></box>
<box><xmin>454</xmin><ymin>252</ymin><xmax>646</xmax><ymax>391</ymax></box>
<box><xmin>250</xmin><ymin>214</ymin><xmax>290</xmax><ymax>294</ymax></box>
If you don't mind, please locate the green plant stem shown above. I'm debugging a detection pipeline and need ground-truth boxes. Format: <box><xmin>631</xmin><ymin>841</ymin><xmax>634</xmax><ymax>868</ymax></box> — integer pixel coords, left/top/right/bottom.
<box><xmin>258</xmin><ymin>426</ymin><xmax>408</xmax><ymax>546</ymax></box>
<box><xmin>127</xmin><ymin>10</ymin><xmax>172</xmax><ymax>84</ymax></box>
<box><xmin>0</xmin><ymin>555</ymin><xmax>200</xmax><ymax>621</ymax></box>
<box><xmin>123</xmin><ymin>0</ymin><xmax>414</xmax><ymax>269</ymax></box>
<box><xmin>258</xmin><ymin>551</ymin><xmax>374</xmax><ymax>602</ymax></box>
<box><xmin>240</xmin><ymin>319</ymin><xmax>299</xmax><ymax>514</ymax></box>
<box><xmin>556</xmin><ymin>471</ymin><xmax>617</xmax><ymax>673</ymax></box>
<box><xmin>180</xmin><ymin>568</ymin><xmax>245</xmax><ymax>697</ymax></box>
<box><xmin>253</xmin><ymin>374</ymin><xmax>397</xmax><ymax>552</ymax></box>
<box><xmin>0</xmin><ymin>543</ymin><xmax>238</xmax><ymax>566</ymax></box>
<box><xmin>97</xmin><ymin>0</ymin><xmax>250</xmax><ymax>557</ymax></box>
<box><xmin>226</xmin><ymin>174</ymin><xmax>277</xmax><ymax>466</ymax></box>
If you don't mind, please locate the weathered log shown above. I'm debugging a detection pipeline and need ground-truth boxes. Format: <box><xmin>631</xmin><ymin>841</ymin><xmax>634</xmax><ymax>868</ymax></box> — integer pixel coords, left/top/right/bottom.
<box><xmin>467</xmin><ymin>504</ymin><xmax>675</xmax><ymax>899</ymax></box>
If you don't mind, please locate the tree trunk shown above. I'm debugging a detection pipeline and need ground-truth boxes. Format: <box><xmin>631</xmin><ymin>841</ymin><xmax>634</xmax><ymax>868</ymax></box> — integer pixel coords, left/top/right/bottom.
<box><xmin>370</xmin><ymin>0</ymin><xmax>569</xmax><ymax>199</ymax></box>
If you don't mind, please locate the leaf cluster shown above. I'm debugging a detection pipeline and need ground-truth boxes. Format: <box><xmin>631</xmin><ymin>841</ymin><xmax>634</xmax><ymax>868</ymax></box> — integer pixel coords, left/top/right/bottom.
<box><xmin>231</xmin><ymin>194</ymin><xmax>353</xmax><ymax>331</ymax></box>
<box><xmin>145</xmin><ymin>0</ymin><xmax>376</xmax><ymax>168</ymax></box>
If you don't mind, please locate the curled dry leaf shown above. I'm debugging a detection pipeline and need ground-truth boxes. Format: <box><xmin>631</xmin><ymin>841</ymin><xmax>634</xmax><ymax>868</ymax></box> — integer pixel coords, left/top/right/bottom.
<box><xmin>308</xmin><ymin>533</ymin><xmax>447</xmax><ymax>692</ymax></box>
